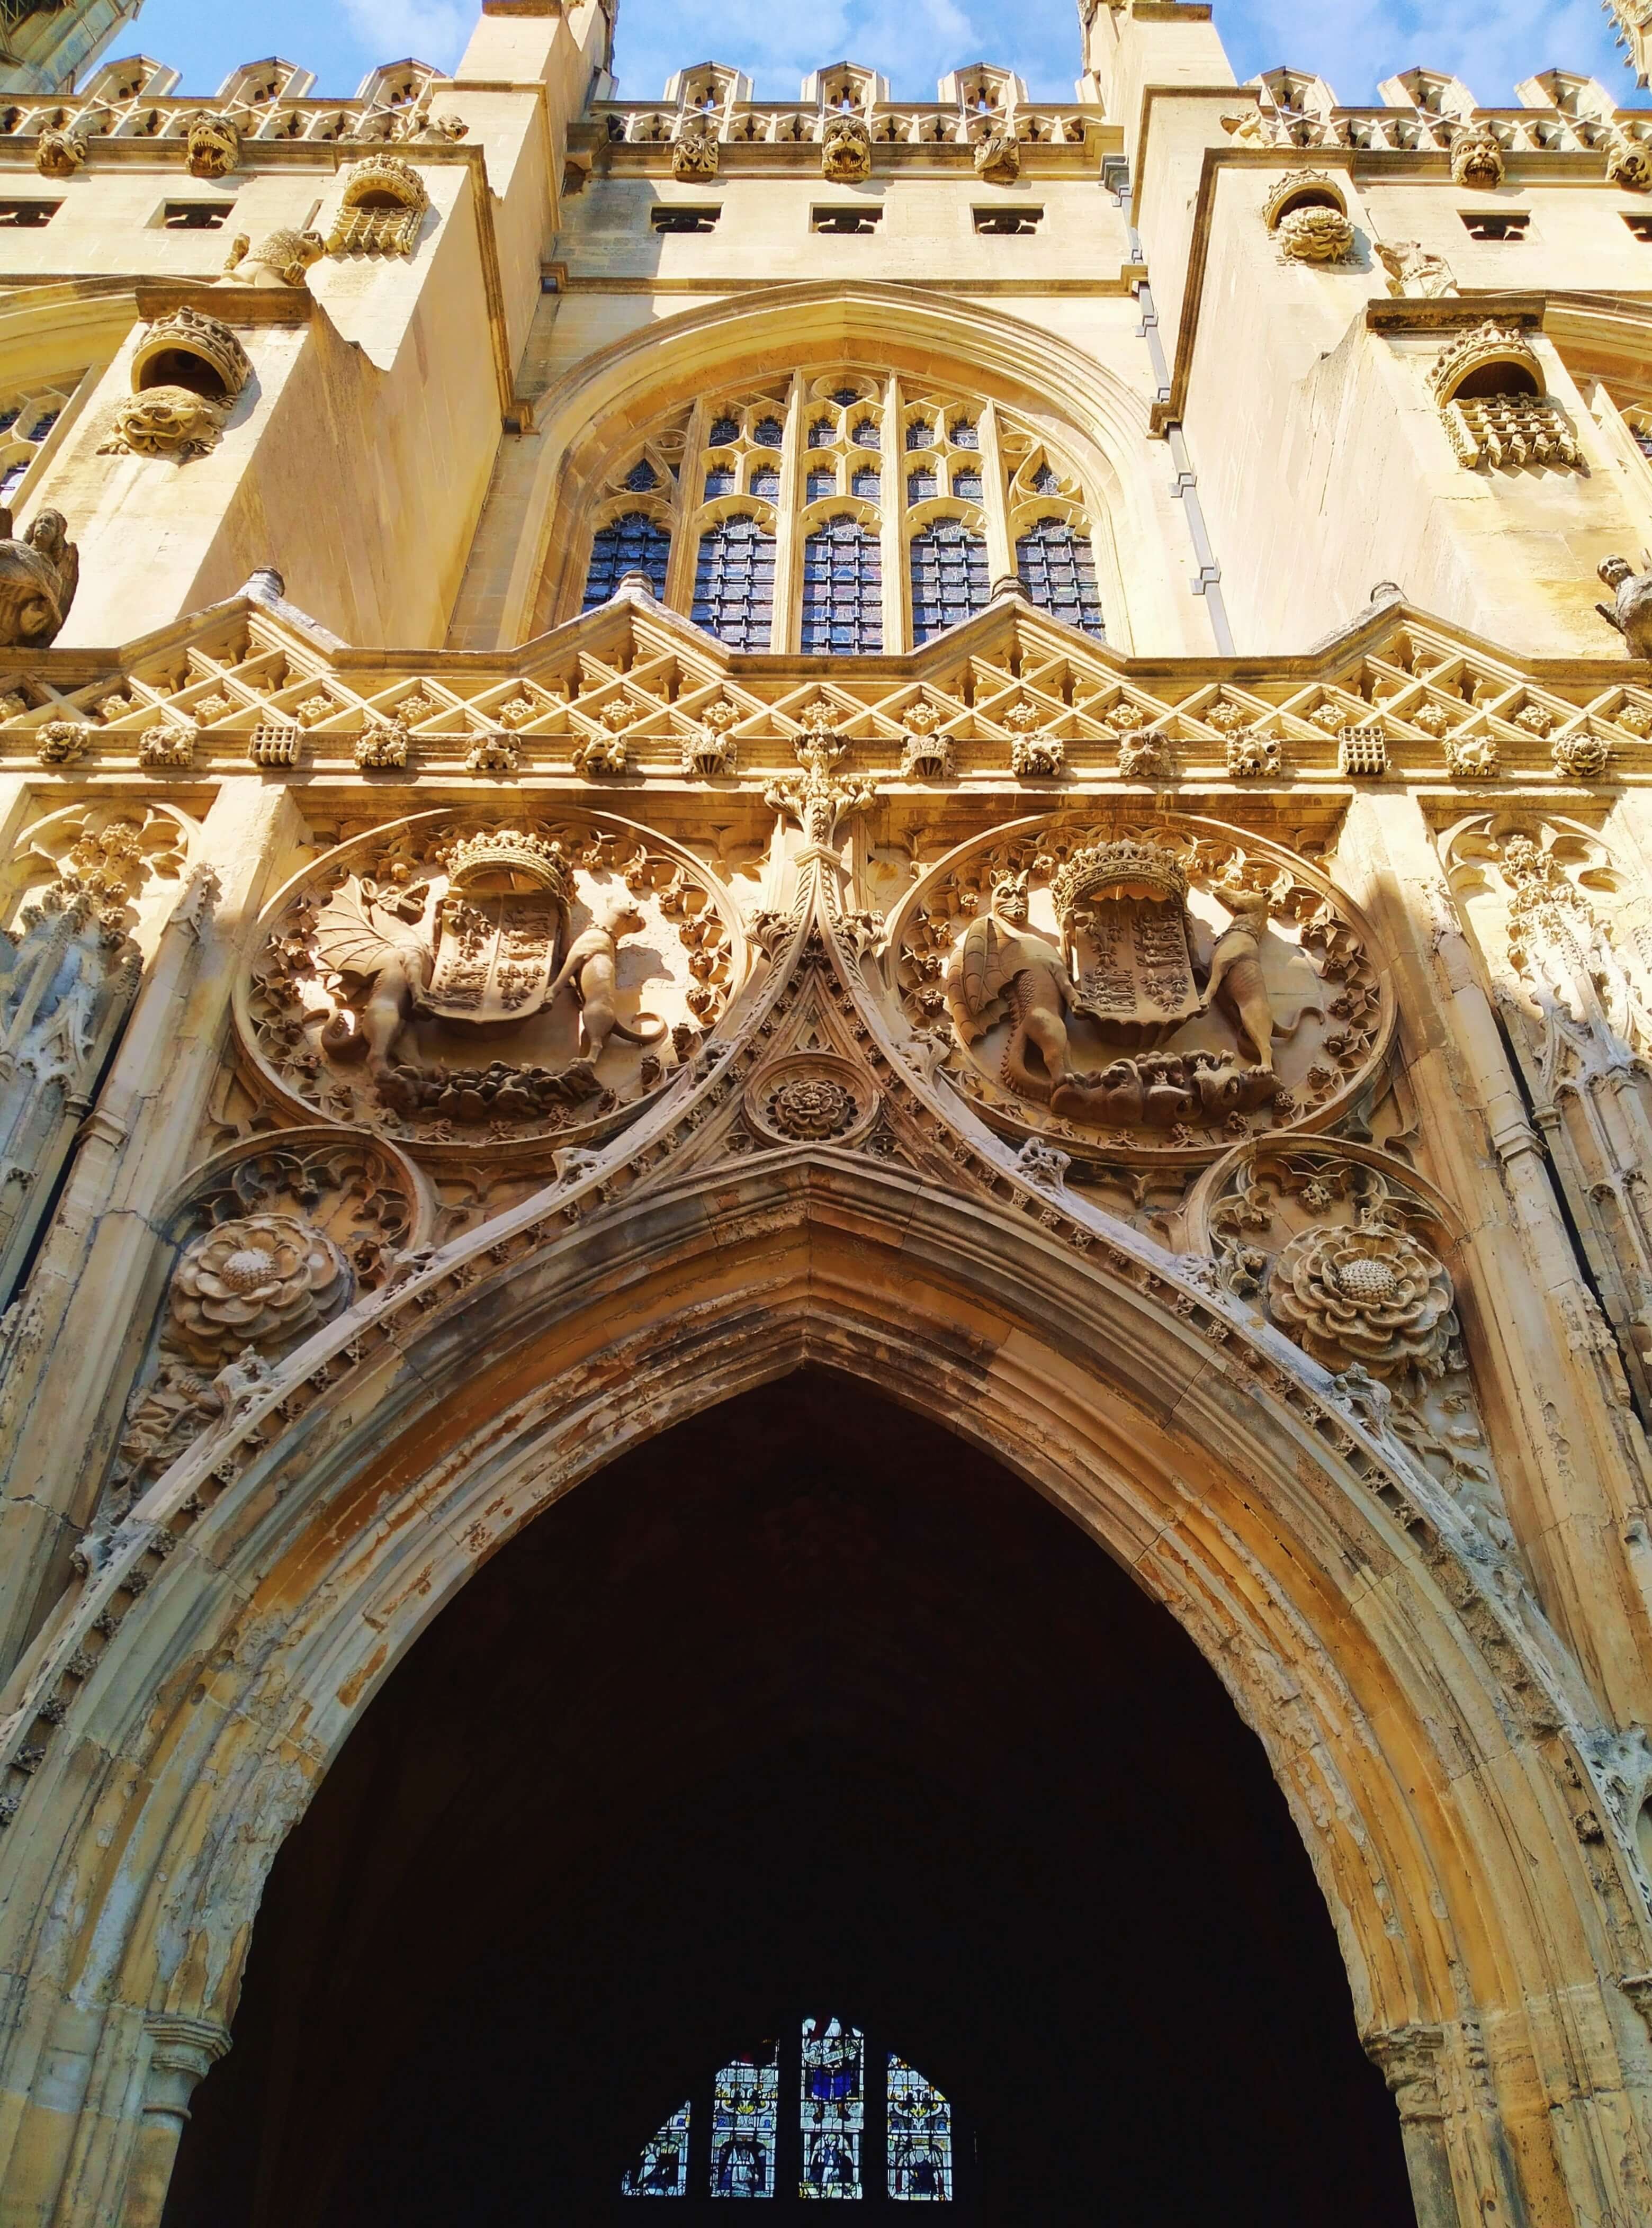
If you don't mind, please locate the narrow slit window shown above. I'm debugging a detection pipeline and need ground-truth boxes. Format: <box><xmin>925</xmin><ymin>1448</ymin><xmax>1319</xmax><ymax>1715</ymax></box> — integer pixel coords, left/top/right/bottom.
<box><xmin>583</xmin><ymin>511</ymin><xmax>671</xmax><ymax>608</ymax></box>
<box><xmin>813</xmin><ymin>208</ymin><xmax>880</xmax><ymax>235</ymax></box>
<box><xmin>652</xmin><ymin>205</ymin><xmax>720</xmax><ymax>233</ymax></box>
<box><xmin>0</xmin><ymin>202</ymin><xmax>59</xmax><ymax>228</ymax></box>
<box><xmin>973</xmin><ymin>206</ymin><xmax>1043</xmax><ymax>235</ymax></box>
<box><xmin>163</xmin><ymin>202</ymin><xmax>231</xmax><ymax>230</ymax></box>
<box><xmin>1460</xmin><ymin>211</ymin><xmax>1530</xmax><ymax>242</ymax></box>
<box><xmin>1624</xmin><ymin>212</ymin><xmax>1652</xmax><ymax>243</ymax></box>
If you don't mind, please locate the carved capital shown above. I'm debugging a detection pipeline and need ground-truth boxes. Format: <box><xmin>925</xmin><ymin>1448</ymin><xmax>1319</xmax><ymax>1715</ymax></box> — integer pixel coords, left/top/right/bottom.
<box><xmin>1364</xmin><ymin>2021</ymin><xmax>1446</xmax><ymax>2123</ymax></box>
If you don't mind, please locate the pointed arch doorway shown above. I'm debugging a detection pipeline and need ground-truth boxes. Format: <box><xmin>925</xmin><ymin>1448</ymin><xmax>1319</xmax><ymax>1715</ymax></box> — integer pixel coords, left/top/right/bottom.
<box><xmin>160</xmin><ymin>1371</ymin><xmax>1415</xmax><ymax>2227</ymax></box>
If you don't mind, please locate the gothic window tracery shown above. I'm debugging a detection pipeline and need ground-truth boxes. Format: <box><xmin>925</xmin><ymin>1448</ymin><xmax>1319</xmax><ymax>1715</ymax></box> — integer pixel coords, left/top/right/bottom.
<box><xmin>566</xmin><ymin>370</ymin><xmax>1107</xmax><ymax>653</ymax></box>
<box><xmin>621</xmin><ymin>2023</ymin><xmax>961</xmax><ymax>2204</ymax></box>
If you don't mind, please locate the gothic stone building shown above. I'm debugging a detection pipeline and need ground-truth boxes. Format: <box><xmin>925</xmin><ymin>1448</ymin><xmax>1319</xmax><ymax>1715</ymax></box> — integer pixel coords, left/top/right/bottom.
<box><xmin>10</xmin><ymin>2</ymin><xmax>1652</xmax><ymax>2222</ymax></box>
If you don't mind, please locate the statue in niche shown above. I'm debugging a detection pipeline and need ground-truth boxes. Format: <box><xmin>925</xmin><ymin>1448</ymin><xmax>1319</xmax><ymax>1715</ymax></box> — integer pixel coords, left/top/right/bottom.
<box><xmin>1597</xmin><ymin>555</ymin><xmax>1652</xmax><ymax>660</ymax></box>
<box><xmin>0</xmin><ymin>508</ymin><xmax>77</xmax><ymax>647</ymax></box>
<box><xmin>943</xmin><ymin>842</ymin><xmax>1320</xmax><ymax>1133</ymax></box>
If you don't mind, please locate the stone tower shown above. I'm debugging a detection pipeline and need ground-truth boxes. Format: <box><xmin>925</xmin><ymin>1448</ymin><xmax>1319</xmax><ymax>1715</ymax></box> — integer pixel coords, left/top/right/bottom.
<box><xmin>0</xmin><ymin>0</ymin><xmax>146</xmax><ymax>97</ymax></box>
<box><xmin>2</xmin><ymin>3</ymin><xmax>1652</xmax><ymax>2222</ymax></box>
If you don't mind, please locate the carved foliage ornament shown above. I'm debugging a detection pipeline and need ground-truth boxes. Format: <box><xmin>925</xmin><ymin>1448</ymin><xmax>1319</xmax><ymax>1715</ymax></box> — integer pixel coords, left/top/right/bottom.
<box><xmin>243</xmin><ymin>812</ymin><xmax>741</xmax><ymax>1153</ymax></box>
<box><xmin>894</xmin><ymin>816</ymin><xmax>1390</xmax><ymax>1163</ymax></box>
<box><xmin>674</xmin><ymin>114</ymin><xmax>720</xmax><ymax>181</ymax></box>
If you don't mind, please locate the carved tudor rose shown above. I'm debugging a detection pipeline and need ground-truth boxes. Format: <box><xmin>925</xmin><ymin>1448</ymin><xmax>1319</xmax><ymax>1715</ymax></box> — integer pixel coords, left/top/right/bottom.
<box><xmin>1268</xmin><ymin>1218</ymin><xmax>1457</xmax><ymax>1380</ymax></box>
<box><xmin>168</xmin><ymin>1213</ymin><xmax>351</xmax><ymax>1364</ymax></box>
<box><xmin>744</xmin><ymin>1053</ymin><xmax>878</xmax><ymax>1148</ymax></box>
<box><xmin>244</xmin><ymin>812</ymin><xmax>744</xmax><ymax>1151</ymax></box>
<box><xmin>895</xmin><ymin>815</ymin><xmax>1391</xmax><ymax>1162</ymax></box>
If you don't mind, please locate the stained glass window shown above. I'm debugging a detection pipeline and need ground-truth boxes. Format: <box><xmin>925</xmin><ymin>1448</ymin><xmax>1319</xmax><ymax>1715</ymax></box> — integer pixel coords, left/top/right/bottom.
<box><xmin>693</xmin><ymin>515</ymin><xmax>777</xmax><ymax>649</ymax></box>
<box><xmin>625</xmin><ymin>460</ymin><xmax>660</xmax><ymax>493</ymax></box>
<box><xmin>624</xmin><ymin>2102</ymin><xmax>692</xmax><ymax>2197</ymax></box>
<box><xmin>705</xmin><ymin>464</ymin><xmax>738</xmax><ymax>497</ymax></box>
<box><xmin>583</xmin><ymin>511</ymin><xmax>671</xmax><ymax>608</ymax></box>
<box><xmin>905</xmin><ymin>419</ymin><xmax>934</xmax><ymax>451</ymax></box>
<box><xmin>807</xmin><ymin>468</ymin><xmax>838</xmax><ymax>502</ymax></box>
<box><xmin>712</xmin><ymin>2049</ymin><xmax>778</xmax><ymax>2197</ymax></box>
<box><xmin>850</xmin><ymin>419</ymin><xmax>881</xmax><ymax>450</ymax></box>
<box><xmin>948</xmin><ymin>420</ymin><xmax>978</xmax><ymax>450</ymax></box>
<box><xmin>1017</xmin><ymin>517</ymin><xmax>1105</xmax><ymax>637</ymax></box>
<box><xmin>807</xmin><ymin>419</ymin><xmax>836</xmax><ymax>450</ymax></box>
<box><xmin>802</xmin><ymin>516</ymin><xmax>883</xmax><ymax>654</ymax></box>
<box><xmin>1030</xmin><ymin>462</ymin><xmax>1060</xmax><ymax>494</ymax></box>
<box><xmin>952</xmin><ymin>470</ymin><xmax>983</xmax><ymax>502</ymax></box>
<box><xmin>906</xmin><ymin>469</ymin><xmax>936</xmax><ymax>504</ymax></box>
<box><xmin>754</xmin><ymin>416</ymin><xmax>785</xmax><ymax>447</ymax></box>
<box><xmin>886</xmin><ymin>2061</ymin><xmax>952</xmax><ymax>2202</ymax></box>
<box><xmin>831</xmin><ymin>387</ymin><xmax>860</xmax><ymax>407</ymax></box>
<box><xmin>850</xmin><ymin>467</ymin><xmax>881</xmax><ymax>499</ymax></box>
<box><xmin>800</xmin><ymin>2017</ymin><xmax>864</xmax><ymax>2198</ymax></box>
<box><xmin>750</xmin><ymin>465</ymin><xmax>781</xmax><ymax>499</ymax></box>
<box><xmin>709</xmin><ymin>414</ymin><xmax>741</xmax><ymax>446</ymax></box>
<box><xmin>910</xmin><ymin>520</ymin><xmax>989</xmax><ymax>642</ymax></box>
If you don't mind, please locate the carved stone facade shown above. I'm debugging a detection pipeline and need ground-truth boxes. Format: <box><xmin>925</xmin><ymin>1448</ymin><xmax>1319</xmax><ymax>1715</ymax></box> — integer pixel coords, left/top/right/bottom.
<box><xmin>2</xmin><ymin>7</ymin><xmax>1652</xmax><ymax>2228</ymax></box>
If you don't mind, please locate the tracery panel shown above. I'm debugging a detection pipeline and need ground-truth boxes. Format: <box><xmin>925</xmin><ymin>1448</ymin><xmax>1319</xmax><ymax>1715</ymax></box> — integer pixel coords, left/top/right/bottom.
<box><xmin>802</xmin><ymin>514</ymin><xmax>883</xmax><ymax>653</ymax></box>
<box><xmin>693</xmin><ymin>514</ymin><xmax>778</xmax><ymax>649</ymax></box>
<box><xmin>584</xmin><ymin>511</ymin><xmax>672</xmax><ymax>608</ymax></box>
<box><xmin>909</xmin><ymin>518</ymin><xmax>989</xmax><ymax>642</ymax></box>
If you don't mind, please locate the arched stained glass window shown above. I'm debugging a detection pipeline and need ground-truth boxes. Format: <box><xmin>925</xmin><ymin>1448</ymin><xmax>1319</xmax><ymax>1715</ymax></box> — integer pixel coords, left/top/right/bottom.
<box><xmin>909</xmin><ymin>520</ymin><xmax>989</xmax><ymax>642</ymax></box>
<box><xmin>906</xmin><ymin>468</ymin><xmax>936</xmax><ymax>505</ymax></box>
<box><xmin>1017</xmin><ymin>517</ymin><xmax>1105</xmax><ymax>637</ymax></box>
<box><xmin>751</xmin><ymin>464</ymin><xmax>781</xmax><ymax>499</ymax></box>
<box><xmin>801</xmin><ymin>2018</ymin><xmax>864</xmax><ymax>2197</ymax></box>
<box><xmin>705</xmin><ymin>464</ymin><xmax>738</xmax><ymax>497</ymax></box>
<box><xmin>802</xmin><ymin>515</ymin><xmax>883</xmax><ymax>654</ymax></box>
<box><xmin>625</xmin><ymin>2103</ymin><xmax>693</xmax><ymax>2197</ymax></box>
<box><xmin>621</xmin><ymin>2022</ymin><xmax>964</xmax><ymax>2205</ymax></box>
<box><xmin>807</xmin><ymin>419</ymin><xmax>836</xmax><ymax>450</ymax></box>
<box><xmin>905</xmin><ymin>419</ymin><xmax>934</xmax><ymax>451</ymax></box>
<box><xmin>712</xmin><ymin>2049</ymin><xmax>778</xmax><ymax>2196</ymax></box>
<box><xmin>887</xmin><ymin>2061</ymin><xmax>951</xmax><ymax>2202</ymax></box>
<box><xmin>753</xmin><ymin>416</ymin><xmax>785</xmax><ymax>447</ymax></box>
<box><xmin>626</xmin><ymin>459</ymin><xmax>661</xmax><ymax>492</ymax></box>
<box><xmin>806</xmin><ymin>468</ymin><xmax>838</xmax><ymax>502</ymax></box>
<box><xmin>851</xmin><ymin>418</ymin><xmax>881</xmax><ymax>451</ymax></box>
<box><xmin>709</xmin><ymin>414</ymin><xmax>741</xmax><ymax>445</ymax></box>
<box><xmin>583</xmin><ymin>511</ymin><xmax>671</xmax><ymax>609</ymax></box>
<box><xmin>693</xmin><ymin>515</ymin><xmax>777</xmax><ymax>649</ymax></box>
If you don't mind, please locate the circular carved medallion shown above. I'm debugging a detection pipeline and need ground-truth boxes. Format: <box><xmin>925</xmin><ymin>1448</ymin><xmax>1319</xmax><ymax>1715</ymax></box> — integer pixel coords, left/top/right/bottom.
<box><xmin>889</xmin><ymin>814</ymin><xmax>1394</xmax><ymax>1165</ymax></box>
<box><xmin>744</xmin><ymin>1054</ymin><xmax>879</xmax><ymax>1149</ymax></box>
<box><xmin>239</xmin><ymin>810</ymin><xmax>748</xmax><ymax>1157</ymax></box>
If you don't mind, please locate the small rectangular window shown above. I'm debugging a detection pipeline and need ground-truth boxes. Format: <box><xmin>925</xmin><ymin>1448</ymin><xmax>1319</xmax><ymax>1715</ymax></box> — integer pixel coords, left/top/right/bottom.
<box><xmin>1460</xmin><ymin>211</ymin><xmax>1530</xmax><ymax>242</ymax></box>
<box><xmin>650</xmin><ymin>205</ymin><xmax>719</xmax><ymax>233</ymax></box>
<box><xmin>162</xmin><ymin>202</ymin><xmax>232</xmax><ymax>230</ymax></box>
<box><xmin>0</xmin><ymin>202</ymin><xmax>60</xmax><ymax>229</ymax></box>
<box><xmin>974</xmin><ymin>206</ymin><xmax>1044</xmax><ymax>236</ymax></box>
<box><xmin>1624</xmin><ymin>212</ymin><xmax>1652</xmax><ymax>242</ymax></box>
<box><xmin>812</xmin><ymin>207</ymin><xmax>880</xmax><ymax>235</ymax></box>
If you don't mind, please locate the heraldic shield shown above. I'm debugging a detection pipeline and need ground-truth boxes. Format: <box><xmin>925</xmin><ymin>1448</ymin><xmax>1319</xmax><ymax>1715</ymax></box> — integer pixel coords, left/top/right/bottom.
<box><xmin>1055</xmin><ymin>839</ymin><xmax>1201</xmax><ymax>1052</ymax></box>
<box><xmin>420</xmin><ymin>831</ymin><xmax>571</xmax><ymax>1027</ymax></box>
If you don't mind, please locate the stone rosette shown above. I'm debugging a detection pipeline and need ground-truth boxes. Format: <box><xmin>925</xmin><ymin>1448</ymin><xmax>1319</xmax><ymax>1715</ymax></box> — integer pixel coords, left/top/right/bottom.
<box><xmin>744</xmin><ymin>1054</ymin><xmax>878</xmax><ymax>1148</ymax></box>
<box><xmin>1267</xmin><ymin>1218</ymin><xmax>1457</xmax><ymax>1380</ymax></box>
<box><xmin>168</xmin><ymin>1212</ymin><xmax>351</xmax><ymax>1363</ymax></box>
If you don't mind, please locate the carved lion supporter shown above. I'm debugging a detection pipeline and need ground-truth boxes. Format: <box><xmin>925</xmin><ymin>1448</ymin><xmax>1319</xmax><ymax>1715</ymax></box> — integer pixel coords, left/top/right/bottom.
<box><xmin>1598</xmin><ymin>556</ymin><xmax>1652</xmax><ymax>660</ymax></box>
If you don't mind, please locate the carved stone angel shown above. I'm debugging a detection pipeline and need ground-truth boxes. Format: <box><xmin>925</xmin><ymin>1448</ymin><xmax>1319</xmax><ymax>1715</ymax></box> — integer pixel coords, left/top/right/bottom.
<box><xmin>0</xmin><ymin>509</ymin><xmax>78</xmax><ymax>648</ymax></box>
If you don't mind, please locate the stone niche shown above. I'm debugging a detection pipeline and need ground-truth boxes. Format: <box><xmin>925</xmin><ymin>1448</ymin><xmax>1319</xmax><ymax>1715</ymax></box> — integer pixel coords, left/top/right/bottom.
<box><xmin>100</xmin><ymin>306</ymin><xmax>252</xmax><ymax>463</ymax></box>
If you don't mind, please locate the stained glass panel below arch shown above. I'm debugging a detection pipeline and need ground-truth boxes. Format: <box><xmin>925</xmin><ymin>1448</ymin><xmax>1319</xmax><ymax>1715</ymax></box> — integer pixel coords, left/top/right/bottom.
<box><xmin>712</xmin><ymin>2049</ymin><xmax>779</xmax><ymax>2197</ymax></box>
<box><xmin>1016</xmin><ymin>517</ymin><xmax>1105</xmax><ymax>639</ymax></box>
<box><xmin>802</xmin><ymin>516</ymin><xmax>883</xmax><ymax>654</ymax></box>
<box><xmin>623</xmin><ymin>2102</ymin><xmax>692</xmax><ymax>2197</ymax></box>
<box><xmin>909</xmin><ymin>521</ymin><xmax>989</xmax><ymax>643</ymax></box>
<box><xmin>800</xmin><ymin>2017</ymin><xmax>864</xmax><ymax>2198</ymax></box>
<box><xmin>583</xmin><ymin>511</ymin><xmax>671</xmax><ymax>609</ymax></box>
<box><xmin>693</xmin><ymin>515</ymin><xmax>777</xmax><ymax>650</ymax></box>
<box><xmin>886</xmin><ymin>2060</ymin><xmax>952</xmax><ymax>2202</ymax></box>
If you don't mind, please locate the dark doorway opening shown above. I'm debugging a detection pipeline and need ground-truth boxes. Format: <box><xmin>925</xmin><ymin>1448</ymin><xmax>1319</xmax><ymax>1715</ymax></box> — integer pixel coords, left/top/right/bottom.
<box><xmin>163</xmin><ymin>1370</ymin><xmax>1415</xmax><ymax>2226</ymax></box>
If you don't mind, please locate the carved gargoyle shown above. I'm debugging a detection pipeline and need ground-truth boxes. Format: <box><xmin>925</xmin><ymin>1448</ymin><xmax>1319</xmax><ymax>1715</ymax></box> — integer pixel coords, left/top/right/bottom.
<box><xmin>0</xmin><ymin>508</ymin><xmax>78</xmax><ymax>648</ymax></box>
<box><xmin>1597</xmin><ymin>555</ymin><xmax>1652</xmax><ymax>660</ymax></box>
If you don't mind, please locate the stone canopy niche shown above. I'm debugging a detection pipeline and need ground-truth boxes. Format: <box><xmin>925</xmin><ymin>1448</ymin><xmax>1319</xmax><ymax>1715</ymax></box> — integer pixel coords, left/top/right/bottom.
<box><xmin>894</xmin><ymin>815</ymin><xmax>1392</xmax><ymax>1163</ymax></box>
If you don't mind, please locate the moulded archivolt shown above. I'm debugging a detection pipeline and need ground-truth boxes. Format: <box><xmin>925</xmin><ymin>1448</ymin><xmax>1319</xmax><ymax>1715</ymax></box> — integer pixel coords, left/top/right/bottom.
<box><xmin>236</xmin><ymin>806</ymin><xmax>752</xmax><ymax>1169</ymax></box>
<box><xmin>884</xmin><ymin>812</ymin><xmax>1394</xmax><ymax>1167</ymax></box>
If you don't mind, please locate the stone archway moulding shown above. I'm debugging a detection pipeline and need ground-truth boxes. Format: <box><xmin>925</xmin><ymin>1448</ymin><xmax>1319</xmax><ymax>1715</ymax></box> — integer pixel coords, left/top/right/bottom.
<box><xmin>493</xmin><ymin>279</ymin><xmax>1166</xmax><ymax>654</ymax></box>
<box><xmin>0</xmin><ymin>869</ymin><xmax>1649</xmax><ymax>2228</ymax></box>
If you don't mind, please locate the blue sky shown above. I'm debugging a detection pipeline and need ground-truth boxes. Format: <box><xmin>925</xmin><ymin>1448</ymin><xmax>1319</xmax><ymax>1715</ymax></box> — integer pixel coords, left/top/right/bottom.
<box><xmin>116</xmin><ymin>0</ymin><xmax>1646</xmax><ymax>107</ymax></box>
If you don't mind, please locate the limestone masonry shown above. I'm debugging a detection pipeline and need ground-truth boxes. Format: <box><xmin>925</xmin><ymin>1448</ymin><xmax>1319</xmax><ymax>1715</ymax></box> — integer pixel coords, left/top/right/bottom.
<box><xmin>6</xmin><ymin>1</ymin><xmax>1652</xmax><ymax>2220</ymax></box>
